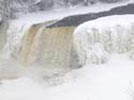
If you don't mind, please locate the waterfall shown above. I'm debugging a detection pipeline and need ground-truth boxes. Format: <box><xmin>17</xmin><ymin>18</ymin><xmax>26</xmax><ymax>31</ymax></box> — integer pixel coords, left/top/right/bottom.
<box><xmin>1</xmin><ymin>14</ymin><xmax>134</xmax><ymax>80</ymax></box>
<box><xmin>0</xmin><ymin>19</ymin><xmax>80</xmax><ymax>76</ymax></box>
<box><xmin>19</xmin><ymin>26</ymin><xmax>76</xmax><ymax>71</ymax></box>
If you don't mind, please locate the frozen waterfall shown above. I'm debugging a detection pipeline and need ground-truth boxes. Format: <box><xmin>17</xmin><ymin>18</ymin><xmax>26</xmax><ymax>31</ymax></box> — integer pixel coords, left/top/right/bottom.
<box><xmin>74</xmin><ymin>15</ymin><xmax>134</xmax><ymax>65</ymax></box>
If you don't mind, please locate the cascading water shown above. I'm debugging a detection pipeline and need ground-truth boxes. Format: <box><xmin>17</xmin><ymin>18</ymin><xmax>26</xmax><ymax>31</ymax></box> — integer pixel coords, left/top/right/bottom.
<box><xmin>0</xmin><ymin>18</ymin><xmax>80</xmax><ymax>80</ymax></box>
<box><xmin>19</xmin><ymin>26</ymin><xmax>76</xmax><ymax>71</ymax></box>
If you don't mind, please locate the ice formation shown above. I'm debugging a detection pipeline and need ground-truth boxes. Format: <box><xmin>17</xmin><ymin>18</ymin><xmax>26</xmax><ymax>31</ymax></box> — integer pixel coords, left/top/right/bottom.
<box><xmin>73</xmin><ymin>15</ymin><xmax>134</xmax><ymax>65</ymax></box>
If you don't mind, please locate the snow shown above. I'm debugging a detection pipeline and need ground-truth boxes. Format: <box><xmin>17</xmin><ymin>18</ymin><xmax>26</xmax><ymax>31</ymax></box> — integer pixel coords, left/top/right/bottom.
<box><xmin>13</xmin><ymin>1</ymin><xmax>132</xmax><ymax>25</ymax></box>
<box><xmin>0</xmin><ymin>54</ymin><xmax>134</xmax><ymax>100</ymax></box>
<box><xmin>33</xmin><ymin>0</ymin><xmax>41</xmax><ymax>4</ymax></box>
<box><xmin>75</xmin><ymin>15</ymin><xmax>134</xmax><ymax>29</ymax></box>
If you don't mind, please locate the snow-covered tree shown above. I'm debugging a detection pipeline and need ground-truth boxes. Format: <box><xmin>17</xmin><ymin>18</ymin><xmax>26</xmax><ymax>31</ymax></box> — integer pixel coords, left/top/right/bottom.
<box><xmin>0</xmin><ymin>0</ymin><xmax>11</xmax><ymax>21</ymax></box>
<box><xmin>0</xmin><ymin>0</ymin><xmax>127</xmax><ymax>20</ymax></box>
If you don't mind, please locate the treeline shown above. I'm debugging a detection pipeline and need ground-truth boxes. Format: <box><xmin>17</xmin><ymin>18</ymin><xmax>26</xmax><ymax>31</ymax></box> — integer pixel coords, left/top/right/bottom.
<box><xmin>0</xmin><ymin>0</ymin><xmax>11</xmax><ymax>21</ymax></box>
<box><xmin>10</xmin><ymin>0</ymin><xmax>126</xmax><ymax>12</ymax></box>
<box><xmin>0</xmin><ymin>0</ymin><xmax>128</xmax><ymax>20</ymax></box>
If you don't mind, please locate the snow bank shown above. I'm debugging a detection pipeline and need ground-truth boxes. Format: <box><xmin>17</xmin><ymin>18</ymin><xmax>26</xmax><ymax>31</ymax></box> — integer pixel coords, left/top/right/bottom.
<box><xmin>74</xmin><ymin>15</ymin><xmax>134</xmax><ymax>65</ymax></box>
